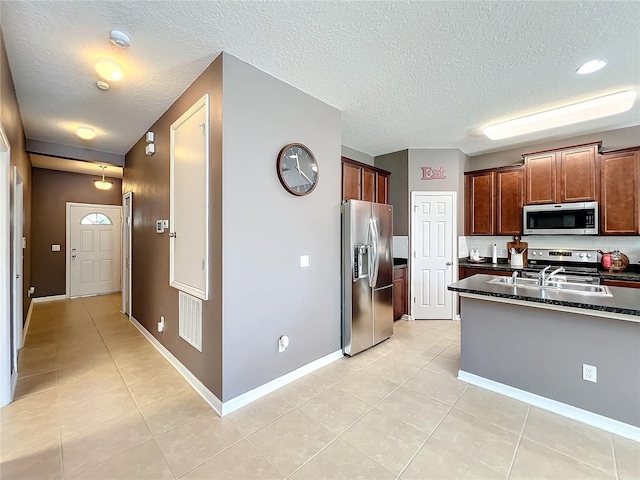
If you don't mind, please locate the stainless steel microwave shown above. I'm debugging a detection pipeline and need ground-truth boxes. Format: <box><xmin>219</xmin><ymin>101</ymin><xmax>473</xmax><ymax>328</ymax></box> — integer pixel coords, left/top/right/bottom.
<box><xmin>523</xmin><ymin>202</ymin><xmax>598</xmax><ymax>235</ymax></box>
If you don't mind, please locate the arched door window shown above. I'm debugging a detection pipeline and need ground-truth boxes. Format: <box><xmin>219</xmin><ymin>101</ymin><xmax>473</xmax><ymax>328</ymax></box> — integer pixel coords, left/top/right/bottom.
<box><xmin>80</xmin><ymin>213</ymin><xmax>113</xmax><ymax>225</ymax></box>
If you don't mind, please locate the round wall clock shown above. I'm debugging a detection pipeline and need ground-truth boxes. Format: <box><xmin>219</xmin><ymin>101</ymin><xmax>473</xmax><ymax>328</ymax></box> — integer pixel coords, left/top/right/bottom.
<box><xmin>276</xmin><ymin>143</ymin><xmax>319</xmax><ymax>196</ymax></box>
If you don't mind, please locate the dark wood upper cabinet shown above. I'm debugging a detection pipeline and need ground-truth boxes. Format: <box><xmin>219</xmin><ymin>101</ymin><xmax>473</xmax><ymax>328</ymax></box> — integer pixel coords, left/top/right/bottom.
<box><xmin>342</xmin><ymin>161</ymin><xmax>362</xmax><ymax>201</ymax></box>
<box><xmin>600</xmin><ymin>148</ymin><xmax>639</xmax><ymax>235</ymax></box>
<box><xmin>495</xmin><ymin>167</ymin><xmax>523</xmax><ymax>235</ymax></box>
<box><xmin>341</xmin><ymin>157</ymin><xmax>390</xmax><ymax>204</ymax></box>
<box><xmin>362</xmin><ymin>168</ymin><xmax>376</xmax><ymax>202</ymax></box>
<box><xmin>559</xmin><ymin>145</ymin><xmax>598</xmax><ymax>202</ymax></box>
<box><xmin>524</xmin><ymin>142</ymin><xmax>600</xmax><ymax>205</ymax></box>
<box><xmin>465</xmin><ymin>165</ymin><xmax>523</xmax><ymax>236</ymax></box>
<box><xmin>465</xmin><ymin>170</ymin><xmax>495</xmax><ymax>235</ymax></box>
<box><xmin>525</xmin><ymin>152</ymin><xmax>557</xmax><ymax>204</ymax></box>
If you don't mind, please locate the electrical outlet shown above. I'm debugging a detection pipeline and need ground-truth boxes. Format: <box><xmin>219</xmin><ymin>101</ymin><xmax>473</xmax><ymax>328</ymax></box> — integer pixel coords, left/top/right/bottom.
<box><xmin>278</xmin><ymin>335</ymin><xmax>289</xmax><ymax>353</ymax></box>
<box><xmin>158</xmin><ymin>316</ymin><xmax>165</xmax><ymax>333</ymax></box>
<box><xmin>583</xmin><ymin>364</ymin><xmax>597</xmax><ymax>383</ymax></box>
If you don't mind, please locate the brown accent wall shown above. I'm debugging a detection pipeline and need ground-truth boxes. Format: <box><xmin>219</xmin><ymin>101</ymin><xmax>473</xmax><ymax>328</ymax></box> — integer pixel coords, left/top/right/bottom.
<box><xmin>123</xmin><ymin>55</ymin><xmax>223</xmax><ymax>398</ymax></box>
<box><xmin>31</xmin><ymin>168</ymin><xmax>122</xmax><ymax>297</ymax></box>
<box><xmin>1</xmin><ymin>29</ymin><xmax>32</xmax><ymax>322</ymax></box>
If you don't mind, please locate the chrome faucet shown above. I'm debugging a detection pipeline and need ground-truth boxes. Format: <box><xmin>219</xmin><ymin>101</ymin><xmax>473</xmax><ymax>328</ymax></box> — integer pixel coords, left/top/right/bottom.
<box><xmin>539</xmin><ymin>266</ymin><xmax>565</xmax><ymax>286</ymax></box>
<box><xmin>512</xmin><ymin>271</ymin><xmax>519</xmax><ymax>281</ymax></box>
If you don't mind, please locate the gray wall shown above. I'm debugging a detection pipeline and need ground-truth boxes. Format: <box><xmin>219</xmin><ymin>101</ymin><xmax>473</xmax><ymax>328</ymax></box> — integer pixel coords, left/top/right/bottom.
<box><xmin>468</xmin><ymin>125</ymin><xmax>640</xmax><ymax>171</ymax></box>
<box><xmin>342</xmin><ymin>145</ymin><xmax>374</xmax><ymax>165</ymax></box>
<box><xmin>461</xmin><ymin>298</ymin><xmax>640</xmax><ymax>427</ymax></box>
<box><xmin>375</xmin><ymin>150</ymin><xmax>409</xmax><ymax>235</ymax></box>
<box><xmin>408</xmin><ymin>149</ymin><xmax>469</xmax><ymax>235</ymax></box>
<box><xmin>221</xmin><ymin>54</ymin><xmax>342</xmax><ymax>401</ymax></box>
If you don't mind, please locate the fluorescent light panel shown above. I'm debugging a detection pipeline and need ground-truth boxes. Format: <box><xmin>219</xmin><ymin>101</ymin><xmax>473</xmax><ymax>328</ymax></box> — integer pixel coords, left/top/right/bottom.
<box><xmin>484</xmin><ymin>90</ymin><xmax>637</xmax><ymax>140</ymax></box>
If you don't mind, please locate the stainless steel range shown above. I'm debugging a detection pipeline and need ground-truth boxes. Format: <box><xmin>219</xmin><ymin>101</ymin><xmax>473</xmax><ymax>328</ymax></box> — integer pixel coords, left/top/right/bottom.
<box><xmin>524</xmin><ymin>248</ymin><xmax>600</xmax><ymax>285</ymax></box>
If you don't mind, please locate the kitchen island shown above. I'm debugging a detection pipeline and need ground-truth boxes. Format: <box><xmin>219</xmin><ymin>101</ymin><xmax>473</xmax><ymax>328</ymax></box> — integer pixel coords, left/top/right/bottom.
<box><xmin>448</xmin><ymin>274</ymin><xmax>640</xmax><ymax>440</ymax></box>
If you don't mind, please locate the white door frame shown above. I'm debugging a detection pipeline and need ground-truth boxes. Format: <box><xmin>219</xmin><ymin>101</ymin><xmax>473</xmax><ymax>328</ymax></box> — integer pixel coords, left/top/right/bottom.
<box><xmin>0</xmin><ymin>122</ymin><xmax>15</xmax><ymax>406</ymax></box>
<box><xmin>66</xmin><ymin>202</ymin><xmax>123</xmax><ymax>298</ymax></box>
<box><xmin>409</xmin><ymin>191</ymin><xmax>458</xmax><ymax>320</ymax></box>
<box><xmin>122</xmin><ymin>192</ymin><xmax>132</xmax><ymax>317</ymax></box>
<box><xmin>12</xmin><ymin>167</ymin><xmax>24</xmax><ymax>353</ymax></box>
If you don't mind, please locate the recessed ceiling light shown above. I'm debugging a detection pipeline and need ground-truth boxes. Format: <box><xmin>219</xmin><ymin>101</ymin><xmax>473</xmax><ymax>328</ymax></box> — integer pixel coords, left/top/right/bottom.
<box><xmin>577</xmin><ymin>59</ymin><xmax>607</xmax><ymax>75</ymax></box>
<box><xmin>95</xmin><ymin>58</ymin><xmax>124</xmax><ymax>82</ymax></box>
<box><xmin>109</xmin><ymin>30</ymin><xmax>130</xmax><ymax>48</ymax></box>
<box><xmin>484</xmin><ymin>90</ymin><xmax>637</xmax><ymax>140</ymax></box>
<box><xmin>76</xmin><ymin>126</ymin><xmax>96</xmax><ymax>140</ymax></box>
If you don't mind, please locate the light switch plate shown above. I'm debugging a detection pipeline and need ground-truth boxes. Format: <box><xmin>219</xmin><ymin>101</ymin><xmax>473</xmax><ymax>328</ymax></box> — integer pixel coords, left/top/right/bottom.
<box><xmin>51</xmin><ymin>244</ymin><xmax>61</xmax><ymax>252</ymax></box>
<box><xmin>162</xmin><ymin>219</ymin><xmax>169</xmax><ymax>228</ymax></box>
<box><xmin>300</xmin><ymin>255</ymin><xmax>310</xmax><ymax>268</ymax></box>
<box><xmin>156</xmin><ymin>220</ymin><xmax>164</xmax><ymax>233</ymax></box>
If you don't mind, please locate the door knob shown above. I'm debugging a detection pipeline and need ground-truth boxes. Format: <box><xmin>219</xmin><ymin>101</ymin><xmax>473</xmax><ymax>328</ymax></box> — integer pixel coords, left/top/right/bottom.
<box><xmin>446</xmin><ymin>261</ymin><xmax>452</xmax><ymax>266</ymax></box>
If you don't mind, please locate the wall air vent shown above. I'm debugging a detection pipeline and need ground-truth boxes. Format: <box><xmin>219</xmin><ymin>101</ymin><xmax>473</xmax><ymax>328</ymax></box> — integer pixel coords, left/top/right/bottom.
<box><xmin>179</xmin><ymin>291</ymin><xmax>202</xmax><ymax>351</ymax></box>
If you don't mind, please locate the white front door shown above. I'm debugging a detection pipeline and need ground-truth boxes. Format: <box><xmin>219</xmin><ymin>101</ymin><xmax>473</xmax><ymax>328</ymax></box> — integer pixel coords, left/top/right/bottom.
<box><xmin>410</xmin><ymin>191</ymin><xmax>456</xmax><ymax>320</ymax></box>
<box><xmin>68</xmin><ymin>203</ymin><xmax>122</xmax><ymax>298</ymax></box>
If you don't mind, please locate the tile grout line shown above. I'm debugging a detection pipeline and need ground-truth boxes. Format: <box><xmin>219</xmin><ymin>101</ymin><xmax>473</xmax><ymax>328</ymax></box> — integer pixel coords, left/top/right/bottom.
<box><xmin>610</xmin><ymin>433</ymin><xmax>619</xmax><ymax>480</ymax></box>
<box><xmin>506</xmin><ymin>404</ymin><xmax>530</xmax><ymax>479</ymax></box>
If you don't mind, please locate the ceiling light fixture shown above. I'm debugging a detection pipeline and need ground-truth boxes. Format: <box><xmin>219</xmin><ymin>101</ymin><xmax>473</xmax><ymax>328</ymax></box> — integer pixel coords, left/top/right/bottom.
<box><xmin>577</xmin><ymin>59</ymin><xmax>607</xmax><ymax>75</ymax></box>
<box><xmin>95</xmin><ymin>58</ymin><xmax>124</xmax><ymax>82</ymax></box>
<box><xmin>76</xmin><ymin>126</ymin><xmax>96</xmax><ymax>140</ymax></box>
<box><xmin>484</xmin><ymin>90</ymin><xmax>637</xmax><ymax>140</ymax></box>
<box><xmin>94</xmin><ymin>166</ymin><xmax>113</xmax><ymax>190</ymax></box>
<box><xmin>96</xmin><ymin>80</ymin><xmax>110</xmax><ymax>91</ymax></box>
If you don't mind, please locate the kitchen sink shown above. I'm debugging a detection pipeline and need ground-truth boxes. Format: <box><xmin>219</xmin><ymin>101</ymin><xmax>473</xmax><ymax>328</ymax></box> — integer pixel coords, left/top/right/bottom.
<box><xmin>487</xmin><ymin>276</ymin><xmax>612</xmax><ymax>297</ymax></box>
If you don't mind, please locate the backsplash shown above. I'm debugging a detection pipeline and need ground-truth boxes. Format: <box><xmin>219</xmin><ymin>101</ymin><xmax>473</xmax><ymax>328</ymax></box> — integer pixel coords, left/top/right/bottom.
<box><xmin>393</xmin><ymin>236</ymin><xmax>409</xmax><ymax>259</ymax></box>
<box><xmin>459</xmin><ymin>236</ymin><xmax>640</xmax><ymax>264</ymax></box>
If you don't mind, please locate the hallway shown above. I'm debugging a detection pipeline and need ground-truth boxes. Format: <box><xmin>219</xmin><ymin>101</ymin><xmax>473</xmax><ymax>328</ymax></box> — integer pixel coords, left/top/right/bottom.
<box><xmin>1</xmin><ymin>296</ymin><xmax>638</xmax><ymax>479</ymax></box>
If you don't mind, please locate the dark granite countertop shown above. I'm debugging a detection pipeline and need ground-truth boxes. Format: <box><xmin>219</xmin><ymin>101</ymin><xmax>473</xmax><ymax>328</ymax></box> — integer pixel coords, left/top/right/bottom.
<box><xmin>393</xmin><ymin>258</ymin><xmax>408</xmax><ymax>268</ymax></box>
<box><xmin>459</xmin><ymin>258</ymin><xmax>640</xmax><ymax>282</ymax></box>
<box><xmin>448</xmin><ymin>274</ymin><xmax>640</xmax><ymax>318</ymax></box>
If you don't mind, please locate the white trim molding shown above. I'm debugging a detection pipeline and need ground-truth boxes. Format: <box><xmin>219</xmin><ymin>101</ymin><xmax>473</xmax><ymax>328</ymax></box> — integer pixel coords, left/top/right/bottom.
<box><xmin>32</xmin><ymin>295</ymin><xmax>68</xmax><ymax>303</ymax></box>
<box><xmin>130</xmin><ymin>316</ymin><xmax>342</xmax><ymax>416</ymax></box>
<box><xmin>458</xmin><ymin>370</ymin><xmax>640</xmax><ymax>442</ymax></box>
<box><xmin>23</xmin><ymin>300</ymin><xmax>34</xmax><ymax>343</ymax></box>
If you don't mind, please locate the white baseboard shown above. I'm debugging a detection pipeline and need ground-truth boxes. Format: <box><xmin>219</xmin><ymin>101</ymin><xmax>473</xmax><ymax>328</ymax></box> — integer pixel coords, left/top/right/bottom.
<box><xmin>221</xmin><ymin>349</ymin><xmax>343</xmax><ymax>416</ymax></box>
<box><xmin>129</xmin><ymin>316</ymin><xmax>343</xmax><ymax>417</ymax></box>
<box><xmin>129</xmin><ymin>317</ymin><xmax>223</xmax><ymax>415</ymax></box>
<box><xmin>32</xmin><ymin>294</ymin><xmax>67</xmax><ymax>303</ymax></box>
<box><xmin>23</xmin><ymin>300</ymin><xmax>34</xmax><ymax>343</ymax></box>
<box><xmin>458</xmin><ymin>370</ymin><xmax>640</xmax><ymax>442</ymax></box>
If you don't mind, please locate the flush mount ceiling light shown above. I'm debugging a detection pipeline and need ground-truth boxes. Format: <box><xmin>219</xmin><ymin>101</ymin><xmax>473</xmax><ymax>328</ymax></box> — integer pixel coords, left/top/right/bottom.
<box><xmin>484</xmin><ymin>90</ymin><xmax>637</xmax><ymax>140</ymax></box>
<box><xmin>94</xmin><ymin>166</ymin><xmax>113</xmax><ymax>190</ymax></box>
<box><xmin>96</xmin><ymin>80</ymin><xmax>110</xmax><ymax>91</ymax></box>
<box><xmin>577</xmin><ymin>59</ymin><xmax>607</xmax><ymax>75</ymax></box>
<box><xmin>95</xmin><ymin>58</ymin><xmax>124</xmax><ymax>82</ymax></box>
<box><xmin>76</xmin><ymin>126</ymin><xmax>96</xmax><ymax>140</ymax></box>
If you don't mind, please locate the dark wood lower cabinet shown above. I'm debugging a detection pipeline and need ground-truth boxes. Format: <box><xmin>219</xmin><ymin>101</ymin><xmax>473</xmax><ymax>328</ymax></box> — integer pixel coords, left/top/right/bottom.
<box><xmin>602</xmin><ymin>279</ymin><xmax>640</xmax><ymax>289</ymax></box>
<box><xmin>393</xmin><ymin>266</ymin><xmax>407</xmax><ymax>320</ymax></box>
<box><xmin>459</xmin><ymin>267</ymin><xmax>512</xmax><ymax>279</ymax></box>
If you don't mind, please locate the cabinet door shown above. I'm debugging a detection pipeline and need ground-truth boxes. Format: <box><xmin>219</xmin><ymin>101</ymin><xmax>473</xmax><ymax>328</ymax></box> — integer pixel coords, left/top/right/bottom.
<box><xmin>465</xmin><ymin>172</ymin><xmax>494</xmax><ymax>235</ymax></box>
<box><xmin>342</xmin><ymin>162</ymin><xmax>362</xmax><ymax>201</ymax></box>
<box><xmin>376</xmin><ymin>172</ymin><xmax>389</xmax><ymax>204</ymax></box>
<box><xmin>393</xmin><ymin>268</ymin><xmax>406</xmax><ymax>320</ymax></box>
<box><xmin>495</xmin><ymin>168</ymin><xmax>523</xmax><ymax>235</ymax></box>
<box><xmin>602</xmin><ymin>279</ymin><xmax>640</xmax><ymax>289</ymax></box>
<box><xmin>525</xmin><ymin>153</ymin><xmax>557</xmax><ymax>204</ymax></box>
<box><xmin>600</xmin><ymin>151</ymin><xmax>639</xmax><ymax>234</ymax></box>
<box><xmin>559</xmin><ymin>146</ymin><xmax>597</xmax><ymax>202</ymax></box>
<box><xmin>362</xmin><ymin>168</ymin><xmax>376</xmax><ymax>202</ymax></box>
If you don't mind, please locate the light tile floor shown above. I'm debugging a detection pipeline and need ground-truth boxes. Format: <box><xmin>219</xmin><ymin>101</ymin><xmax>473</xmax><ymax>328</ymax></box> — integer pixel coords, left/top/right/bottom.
<box><xmin>1</xmin><ymin>294</ymin><xmax>638</xmax><ymax>479</ymax></box>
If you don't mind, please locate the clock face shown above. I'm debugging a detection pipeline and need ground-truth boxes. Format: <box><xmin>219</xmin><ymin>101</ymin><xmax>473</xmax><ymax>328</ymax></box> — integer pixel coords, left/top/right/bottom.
<box><xmin>277</xmin><ymin>143</ymin><xmax>319</xmax><ymax>196</ymax></box>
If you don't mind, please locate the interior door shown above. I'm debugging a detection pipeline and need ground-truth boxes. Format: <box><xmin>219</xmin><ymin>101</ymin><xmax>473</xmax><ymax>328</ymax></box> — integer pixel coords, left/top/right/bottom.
<box><xmin>411</xmin><ymin>192</ymin><xmax>456</xmax><ymax>320</ymax></box>
<box><xmin>12</xmin><ymin>167</ymin><xmax>24</xmax><ymax>357</ymax></box>
<box><xmin>69</xmin><ymin>204</ymin><xmax>122</xmax><ymax>297</ymax></box>
<box><xmin>122</xmin><ymin>193</ymin><xmax>132</xmax><ymax>316</ymax></box>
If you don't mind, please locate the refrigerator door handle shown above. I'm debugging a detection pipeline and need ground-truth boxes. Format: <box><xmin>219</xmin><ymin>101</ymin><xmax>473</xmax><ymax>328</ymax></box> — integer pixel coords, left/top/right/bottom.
<box><xmin>367</xmin><ymin>217</ymin><xmax>377</xmax><ymax>288</ymax></box>
<box><xmin>371</xmin><ymin>218</ymin><xmax>380</xmax><ymax>287</ymax></box>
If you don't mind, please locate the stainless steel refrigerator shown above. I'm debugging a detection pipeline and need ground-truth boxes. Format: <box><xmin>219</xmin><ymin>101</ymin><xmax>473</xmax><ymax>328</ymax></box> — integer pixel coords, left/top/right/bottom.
<box><xmin>342</xmin><ymin>200</ymin><xmax>393</xmax><ymax>356</ymax></box>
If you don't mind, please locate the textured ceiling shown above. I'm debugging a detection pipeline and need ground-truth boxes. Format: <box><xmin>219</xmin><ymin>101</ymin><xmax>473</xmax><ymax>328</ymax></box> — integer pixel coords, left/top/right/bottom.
<box><xmin>2</xmin><ymin>1</ymin><xmax>639</xmax><ymax>157</ymax></box>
